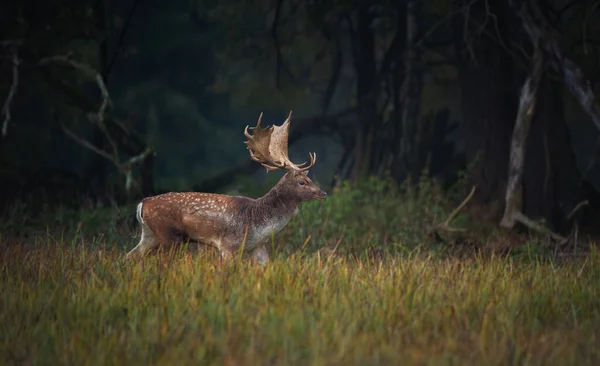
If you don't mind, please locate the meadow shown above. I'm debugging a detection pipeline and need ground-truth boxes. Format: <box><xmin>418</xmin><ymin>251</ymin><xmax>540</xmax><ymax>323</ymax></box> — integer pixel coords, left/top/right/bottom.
<box><xmin>1</xmin><ymin>175</ymin><xmax>599</xmax><ymax>365</ymax></box>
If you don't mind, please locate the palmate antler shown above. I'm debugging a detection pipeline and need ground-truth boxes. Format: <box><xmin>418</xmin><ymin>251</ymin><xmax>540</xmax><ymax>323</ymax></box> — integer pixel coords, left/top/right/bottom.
<box><xmin>244</xmin><ymin>111</ymin><xmax>316</xmax><ymax>173</ymax></box>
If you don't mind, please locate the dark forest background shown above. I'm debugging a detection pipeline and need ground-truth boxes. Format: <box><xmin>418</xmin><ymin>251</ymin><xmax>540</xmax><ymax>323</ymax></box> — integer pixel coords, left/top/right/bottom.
<box><xmin>2</xmin><ymin>0</ymin><xmax>600</xmax><ymax>240</ymax></box>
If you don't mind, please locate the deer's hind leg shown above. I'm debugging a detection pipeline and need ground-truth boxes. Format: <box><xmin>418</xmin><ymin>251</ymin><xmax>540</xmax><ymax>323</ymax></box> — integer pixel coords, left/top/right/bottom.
<box><xmin>127</xmin><ymin>220</ymin><xmax>162</xmax><ymax>259</ymax></box>
<box><xmin>126</xmin><ymin>202</ymin><xmax>160</xmax><ymax>259</ymax></box>
<box><xmin>126</xmin><ymin>223</ymin><xmax>160</xmax><ymax>259</ymax></box>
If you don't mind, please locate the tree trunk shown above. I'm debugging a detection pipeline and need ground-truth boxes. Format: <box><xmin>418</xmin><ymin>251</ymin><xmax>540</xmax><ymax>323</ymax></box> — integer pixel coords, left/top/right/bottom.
<box><xmin>348</xmin><ymin>2</ymin><xmax>428</xmax><ymax>184</ymax></box>
<box><xmin>452</xmin><ymin>0</ymin><xmax>518</xmax><ymax>216</ymax></box>
<box><xmin>350</xmin><ymin>4</ymin><xmax>378</xmax><ymax>182</ymax></box>
<box><xmin>501</xmin><ymin>0</ymin><xmax>600</xmax><ymax>235</ymax></box>
<box><xmin>522</xmin><ymin>78</ymin><xmax>581</xmax><ymax>233</ymax></box>
<box><xmin>390</xmin><ymin>0</ymin><xmax>423</xmax><ymax>183</ymax></box>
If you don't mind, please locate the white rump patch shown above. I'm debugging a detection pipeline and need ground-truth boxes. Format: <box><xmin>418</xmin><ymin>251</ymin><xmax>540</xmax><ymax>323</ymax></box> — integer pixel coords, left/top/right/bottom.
<box><xmin>136</xmin><ymin>201</ymin><xmax>145</xmax><ymax>225</ymax></box>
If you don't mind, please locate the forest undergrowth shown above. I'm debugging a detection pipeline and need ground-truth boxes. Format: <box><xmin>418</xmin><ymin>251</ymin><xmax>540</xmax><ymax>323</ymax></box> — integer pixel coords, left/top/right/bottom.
<box><xmin>1</xmin><ymin>174</ymin><xmax>599</xmax><ymax>365</ymax></box>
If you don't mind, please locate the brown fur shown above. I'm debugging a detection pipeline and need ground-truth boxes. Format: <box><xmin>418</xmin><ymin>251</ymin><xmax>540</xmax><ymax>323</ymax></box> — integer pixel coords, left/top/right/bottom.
<box><xmin>126</xmin><ymin>171</ymin><xmax>326</xmax><ymax>265</ymax></box>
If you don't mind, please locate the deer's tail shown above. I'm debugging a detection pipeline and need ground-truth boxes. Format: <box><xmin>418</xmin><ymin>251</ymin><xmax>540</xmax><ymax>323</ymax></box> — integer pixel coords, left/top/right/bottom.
<box><xmin>132</xmin><ymin>200</ymin><xmax>145</xmax><ymax>235</ymax></box>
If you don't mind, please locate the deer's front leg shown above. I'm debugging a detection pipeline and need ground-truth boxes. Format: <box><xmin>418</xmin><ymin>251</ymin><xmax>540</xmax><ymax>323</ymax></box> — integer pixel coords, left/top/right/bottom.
<box><xmin>251</xmin><ymin>244</ymin><xmax>269</xmax><ymax>267</ymax></box>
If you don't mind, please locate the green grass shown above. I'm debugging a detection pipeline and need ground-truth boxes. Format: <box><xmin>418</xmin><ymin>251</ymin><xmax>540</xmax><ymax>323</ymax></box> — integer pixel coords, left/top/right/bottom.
<box><xmin>1</xmin><ymin>175</ymin><xmax>599</xmax><ymax>365</ymax></box>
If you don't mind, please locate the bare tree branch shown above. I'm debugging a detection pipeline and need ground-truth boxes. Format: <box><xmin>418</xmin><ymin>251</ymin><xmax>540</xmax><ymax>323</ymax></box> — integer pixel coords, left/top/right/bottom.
<box><xmin>35</xmin><ymin>64</ymin><xmax>146</xmax><ymax>151</ymax></box>
<box><xmin>435</xmin><ymin>185</ymin><xmax>477</xmax><ymax>233</ymax></box>
<box><xmin>95</xmin><ymin>73</ymin><xmax>111</xmax><ymax>123</ymax></box>
<box><xmin>60</xmin><ymin>123</ymin><xmax>114</xmax><ymax>162</ymax></box>
<box><xmin>39</xmin><ymin>53</ymin><xmax>152</xmax><ymax>193</ymax></box>
<box><xmin>61</xmin><ymin>121</ymin><xmax>153</xmax><ymax>193</ymax></box>
<box><xmin>500</xmin><ymin>35</ymin><xmax>544</xmax><ymax>229</ymax></box>
<box><xmin>39</xmin><ymin>54</ymin><xmax>113</xmax><ymax>124</ymax></box>
<box><xmin>0</xmin><ymin>43</ymin><xmax>154</xmax><ymax>195</ymax></box>
<box><xmin>415</xmin><ymin>0</ymin><xmax>480</xmax><ymax>50</ymax></box>
<box><xmin>89</xmin><ymin>72</ymin><xmax>120</xmax><ymax>163</ymax></box>
<box><xmin>551</xmin><ymin>49</ymin><xmax>600</xmax><ymax>129</ymax></box>
<box><xmin>512</xmin><ymin>0</ymin><xmax>600</xmax><ymax>189</ymax></box>
<box><xmin>1</xmin><ymin>47</ymin><xmax>19</xmax><ymax>138</ymax></box>
<box><xmin>39</xmin><ymin>54</ymin><xmax>121</xmax><ymax>160</ymax></box>
<box><xmin>567</xmin><ymin>200</ymin><xmax>589</xmax><ymax>220</ymax></box>
<box><xmin>512</xmin><ymin>211</ymin><xmax>568</xmax><ymax>243</ymax></box>
<box><xmin>122</xmin><ymin>147</ymin><xmax>154</xmax><ymax>192</ymax></box>
<box><xmin>516</xmin><ymin>1</ymin><xmax>600</xmax><ymax>131</ymax></box>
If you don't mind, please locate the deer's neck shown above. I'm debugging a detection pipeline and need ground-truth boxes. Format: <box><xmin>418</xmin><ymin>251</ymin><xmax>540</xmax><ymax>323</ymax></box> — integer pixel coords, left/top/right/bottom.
<box><xmin>254</xmin><ymin>187</ymin><xmax>299</xmax><ymax>221</ymax></box>
<box><xmin>233</xmin><ymin>187</ymin><xmax>298</xmax><ymax>248</ymax></box>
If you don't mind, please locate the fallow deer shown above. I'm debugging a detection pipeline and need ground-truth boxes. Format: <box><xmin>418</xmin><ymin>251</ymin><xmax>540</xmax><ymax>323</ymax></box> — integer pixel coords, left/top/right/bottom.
<box><xmin>126</xmin><ymin>111</ymin><xmax>327</xmax><ymax>265</ymax></box>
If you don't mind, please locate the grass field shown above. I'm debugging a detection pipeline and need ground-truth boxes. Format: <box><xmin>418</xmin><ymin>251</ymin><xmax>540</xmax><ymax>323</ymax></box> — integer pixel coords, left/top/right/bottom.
<box><xmin>2</xmin><ymin>176</ymin><xmax>600</xmax><ymax>365</ymax></box>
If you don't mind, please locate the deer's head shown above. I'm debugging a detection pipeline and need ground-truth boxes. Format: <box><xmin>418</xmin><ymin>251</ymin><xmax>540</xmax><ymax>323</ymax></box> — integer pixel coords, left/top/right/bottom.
<box><xmin>278</xmin><ymin>170</ymin><xmax>327</xmax><ymax>202</ymax></box>
<box><xmin>244</xmin><ymin>111</ymin><xmax>327</xmax><ymax>203</ymax></box>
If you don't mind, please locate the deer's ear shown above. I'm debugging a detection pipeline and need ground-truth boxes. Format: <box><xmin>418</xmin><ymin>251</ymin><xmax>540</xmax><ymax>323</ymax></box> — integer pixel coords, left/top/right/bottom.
<box><xmin>302</xmin><ymin>171</ymin><xmax>309</xmax><ymax>176</ymax></box>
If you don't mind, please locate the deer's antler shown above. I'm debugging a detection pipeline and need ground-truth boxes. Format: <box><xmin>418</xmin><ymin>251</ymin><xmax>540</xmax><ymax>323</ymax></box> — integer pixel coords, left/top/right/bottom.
<box><xmin>244</xmin><ymin>111</ymin><xmax>316</xmax><ymax>173</ymax></box>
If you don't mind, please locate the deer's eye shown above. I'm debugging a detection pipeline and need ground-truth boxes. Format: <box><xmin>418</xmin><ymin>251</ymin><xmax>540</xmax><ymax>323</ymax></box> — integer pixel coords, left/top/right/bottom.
<box><xmin>298</xmin><ymin>180</ymin><xmax>306</xmax><ymax>186</ymax></box>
